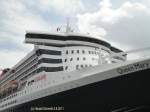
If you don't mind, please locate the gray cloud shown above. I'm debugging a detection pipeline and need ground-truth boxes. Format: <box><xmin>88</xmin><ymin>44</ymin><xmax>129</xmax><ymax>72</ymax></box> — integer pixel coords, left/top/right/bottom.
<box><xmin>77</xmin><ymin>0</ymin><xmax>150</xmax><ymax>51</ymax></box>
<box><xmin>0</xmin><ymin>0</ymin><xmax>87</xmax><ymax>68</ymax></box>
<box><xmin>1</xmin><ymin>0</ymin><xmax>150</xmax><ymax>68</ymax></box>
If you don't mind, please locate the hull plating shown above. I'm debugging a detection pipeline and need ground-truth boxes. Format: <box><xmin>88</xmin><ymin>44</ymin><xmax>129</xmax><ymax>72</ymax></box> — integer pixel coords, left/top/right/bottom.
<box><xmin>2</xmin><ymin>68</ymin><xmax>150</xmax><ymax>112</ymax></box>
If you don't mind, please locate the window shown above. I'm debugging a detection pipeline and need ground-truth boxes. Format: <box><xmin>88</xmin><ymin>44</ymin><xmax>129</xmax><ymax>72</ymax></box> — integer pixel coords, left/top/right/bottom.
<box><xmin>28</xmin><ymin>82</ymin><xmax>31</xmax><ymax>86</ymax></box>
<box><xmin>37</xmin><ymin>66</ymin><xmax>64</xmax><ymax>72</ymax></box>
<box><xmin>38</xmin><ymin>58</ymin><xmax>62</xmax><ymax>64</ymax></box>
<box><xmin>76</xmin><ymin>65</ymin><xmax>79</xmax><ymax>69</ymax></box>
<box><xmin>70</xmin><ymin>58</ymin><xmax>73</xmax><ymax>61</ymax></box>
<box><xmin>37</xmin><ymin>49</ymin><xmax>61</xmax><ymax>55</ymax></box>
<box><xmin>83</xmin><ymin>57</ymin><xmax>86</xmax><ymax>61</ymax></box>
<box><xmin>85</xmin><ymin>65</ymin><xmax>88</xmax><ymax>67</ymax></box>
<box><xmin>64</xmin><ymin>59</ymin><xmax>67</xmax><ymax>62</ymax></box>
<box><xmin>81</xmin><ymin>65</ymin><xmax>84</xmax><ymax>68</ymax></box>
<box><xmin>77</xmin><ymin>57</ymin><xmax>79</xmax><ymax>61</ymax></box>
<box><xmin>31</xmin><ymin>80</ymin><xmax>34</xmax><ymax>85</ymax></box>
<box><xmin>77</xmin><ymin>50</ymin><xmax>79</xmax><ymax>54</ymax></box>
<box><xmin>65</xmin><ymin>66</ymin><xmax>68</xmax><ymax>70</ymax></box>
<box><xmin>66</xmin><ymin>50</ymin><xmax>68</xmax><ymax>54</ymax></box>
<box><xmin>82</xmin><ymin>50</ymin><xmax>85</xmax><ymax>54</ymax></box>
<box><xmin>71</xmin><ymin>50</ymin><xmax>74</xmax><ymax>54</ymax></box>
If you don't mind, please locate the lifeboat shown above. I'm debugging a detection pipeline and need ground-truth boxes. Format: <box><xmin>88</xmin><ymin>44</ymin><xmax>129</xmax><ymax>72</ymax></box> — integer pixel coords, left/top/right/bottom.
<box><xmin>9</xmin><ymin>80</ymin><xmax>18</xmax><ymax>89</ymax></box>
<box><xmin>2</xmin><ymin>84</ymin><xmax>10</xmax><ymax>94</ymax></box>
<box><xmin>0</xmin><ymin>81</ymin><xmax>18</xmax><ymax>97</ymax></box>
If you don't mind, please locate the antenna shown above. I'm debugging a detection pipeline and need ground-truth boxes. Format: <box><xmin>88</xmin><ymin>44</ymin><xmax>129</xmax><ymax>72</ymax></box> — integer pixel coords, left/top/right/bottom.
<box><xmin>56</xmin><ymin>18</ymin><xmax>74</xmax><ymax>33</ymax></box>
<box><xmin>66</xmin><ymin>17</ymin><xmax>70</xmax><ymax>33</ymax></box>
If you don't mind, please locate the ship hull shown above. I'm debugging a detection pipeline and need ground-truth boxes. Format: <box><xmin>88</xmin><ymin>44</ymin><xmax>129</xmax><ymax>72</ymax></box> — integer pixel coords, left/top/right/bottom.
<box><xmin>3</xmin><ymin>68</ymin><xmax>150</xmax><ymax>112</ymax></box>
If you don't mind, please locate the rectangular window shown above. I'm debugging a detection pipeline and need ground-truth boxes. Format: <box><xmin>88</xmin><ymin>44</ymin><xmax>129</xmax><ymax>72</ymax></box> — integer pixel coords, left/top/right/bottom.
<box><xmin>36</xmin><ymin>49</ymin><xmax>61</xmax><ymax>55</ymax></box>
<box><xmin>37</xmin><ymin>66</ymin><xmax>63</xmax><ymax>72</ymax></box>
<box><xmin>38</xmin><ymin>58</ymin><xmax>62</xmax><ymax>64</ymax></box>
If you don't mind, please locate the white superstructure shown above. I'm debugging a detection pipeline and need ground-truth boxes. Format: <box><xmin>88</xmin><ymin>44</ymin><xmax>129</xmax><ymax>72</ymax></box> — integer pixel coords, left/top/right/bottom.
<box><xmin>0</xmin><ymin>31</ymin><xmax>126</xmax><ymax>111</ymax></box>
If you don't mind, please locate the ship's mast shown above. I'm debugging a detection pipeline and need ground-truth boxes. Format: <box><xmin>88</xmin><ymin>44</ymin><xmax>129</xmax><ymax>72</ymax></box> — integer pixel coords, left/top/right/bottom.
<box><xmin>66</xmin><ymin>18</ymin><xmax>70</xmax><ymax>33</ymax></box>
<box><xmin>56</xmin><ymin>18</ymin><xmax>73</xmax><ymax>33</ymax></box>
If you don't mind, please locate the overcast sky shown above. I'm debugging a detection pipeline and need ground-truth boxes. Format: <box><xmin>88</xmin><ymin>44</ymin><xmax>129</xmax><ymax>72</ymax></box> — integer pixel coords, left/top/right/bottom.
<box><xmin>0</xmin><ymin>0</ymin><xmax>150</xmax><ymax>69</ymax></box>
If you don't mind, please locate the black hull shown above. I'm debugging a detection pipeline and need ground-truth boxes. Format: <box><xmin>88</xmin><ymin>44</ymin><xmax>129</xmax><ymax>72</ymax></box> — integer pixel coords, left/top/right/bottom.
<box><xmin>3</xmin><ymin>69</ymin><xmax>150</xmax><ymax>112</ymax></box>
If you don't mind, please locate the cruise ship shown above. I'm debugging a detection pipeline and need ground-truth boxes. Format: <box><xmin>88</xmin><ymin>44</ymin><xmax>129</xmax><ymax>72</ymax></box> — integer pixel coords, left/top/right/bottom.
<box><xmin>0</xmin><ymin>29</ymin><xmax>150</xmax><ymax>112</ymax></box>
